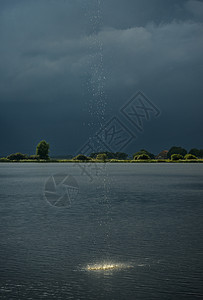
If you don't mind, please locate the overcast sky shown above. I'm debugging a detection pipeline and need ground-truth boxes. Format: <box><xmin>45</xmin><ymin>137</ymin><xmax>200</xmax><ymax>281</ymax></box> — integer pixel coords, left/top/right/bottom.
<box><xmin>0</xmin><ymin>0</ymin><xmax>203</xmax><ymax>156</ymax></box>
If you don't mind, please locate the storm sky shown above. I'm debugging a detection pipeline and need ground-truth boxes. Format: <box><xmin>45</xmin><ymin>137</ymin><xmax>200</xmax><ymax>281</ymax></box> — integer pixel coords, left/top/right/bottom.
<box><xmin>0</xmin><ymin>0</ymin><xmax>203</xmax><ymax>156</ymax></box>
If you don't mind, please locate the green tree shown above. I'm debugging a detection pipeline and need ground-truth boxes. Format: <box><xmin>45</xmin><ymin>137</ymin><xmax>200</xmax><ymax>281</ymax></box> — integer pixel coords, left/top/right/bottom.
<box><xmin>171</xmin><ymin>154</ymin><xmax>183</xmax><ymax>161</ymax></box>
<box><xmin>36</xmin><ymin>140</ymin><xmax>49</xmax><ymax>159</ymax></box>
<box><xmin>167</xmin><ymin>146</ymin><xmax>187</xmax><ymax>158</ymax></box>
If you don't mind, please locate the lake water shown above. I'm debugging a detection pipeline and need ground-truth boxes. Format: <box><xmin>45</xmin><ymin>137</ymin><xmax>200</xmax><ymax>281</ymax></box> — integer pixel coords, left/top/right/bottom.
<box><xmin>0</xmin><ymin>163</ymin><xmax>203</xmax><ymax>299</ymax></box>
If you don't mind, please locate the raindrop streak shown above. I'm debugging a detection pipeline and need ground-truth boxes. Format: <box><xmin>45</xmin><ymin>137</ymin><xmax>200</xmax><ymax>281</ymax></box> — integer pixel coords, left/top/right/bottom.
<box><xmin>85</xmin><ymin>1</ymin><xmax>112</xmax><ymax>263</ymax></box>
<box><xmin>86</xmin><ymin>0</ymin><xmax>106</xmax><ymax>130</ymax></box>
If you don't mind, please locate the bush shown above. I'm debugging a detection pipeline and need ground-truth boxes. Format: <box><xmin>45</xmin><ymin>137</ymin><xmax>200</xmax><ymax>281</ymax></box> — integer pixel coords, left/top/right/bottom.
<box><xmin>96</xmin><ymin>153</ymin><xmax>107</xmax><ymax>161</ymax></box>
<box><xmin>90</xmin><ymin>152</ymin><xmax>128</xmax><ymax>160</ymax></box>
<box><xmin>7</xmin><ymin>153</ymin><xmax>28</xmax><ymax>161</ymax></box>
<box><xmin>28</xmin><ymin>155</ymin><xmax>40</xmax><ymax>160</ymax></box>
<box><xmin>189</xmin><ymin>148</ymin><xmax>203</xmax><ymax>158</ymax></box>
<box><xmin>133</xmin><ymin>155</ymin><xmax>139</xmax><ymax>160</ymax></box>
<box><xmin>184</xmin><ymin>154</ymin><xmax>197</xmax><ymax>160</ymax></box>
<box><xmin>110</xmin><ymin>159</ymin><xmax>119</xmax><ymax>162</ymax></box>
<box><xmin>0</xmin><ymin>157</ymin><xmax>9</xmax><ymax>162</ymax></box>
<box><xmin>135</xmin><ymin>154</ymin><xmax>150</xmax><ymax>160</ymax></box>
<box><xmin>73</xmin><ymin>154</ymin><xmax>91</xmax><ymax>161</ymax></box>
<box><xmin>155</xmin><ymin>159</ymin><xmax>167</xmax><ymax>163</ymax></box>
<box><xmin>167</xmin><ymin>146</ymin><xmax>187</xmax><ymax>158</ymax></box>
<box><xmin>115</xmin><ymin>152</ymin><xmax>128</xmax><ymax>160</ymax></box>
<box><xmin>133</xmin><ymin>149</ymin><xmax>154</xmax><ymax>159</ymax></box>
<box><xmin>171</xmin><ymin>154</ymin><xmax>183</xmax><ymax>161</ymax></box>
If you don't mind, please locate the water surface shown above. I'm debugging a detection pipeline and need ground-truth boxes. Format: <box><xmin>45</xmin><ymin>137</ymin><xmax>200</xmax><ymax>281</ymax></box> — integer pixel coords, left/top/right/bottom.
<box><xmin>0</xmin><ymin>163</ymin><xmax>203</xmax><ymax>299</ymax></box>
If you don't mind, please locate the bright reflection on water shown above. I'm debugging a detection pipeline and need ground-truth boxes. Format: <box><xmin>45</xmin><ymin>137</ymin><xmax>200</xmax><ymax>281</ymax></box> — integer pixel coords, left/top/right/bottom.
<box><xmin>85</xmin><ymin>262</ymin><xmax>132</xmax><ymax>271</ymax></box>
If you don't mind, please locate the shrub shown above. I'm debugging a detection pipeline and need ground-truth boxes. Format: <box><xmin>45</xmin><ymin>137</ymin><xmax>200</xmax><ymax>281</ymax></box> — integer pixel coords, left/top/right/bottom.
<box><xmin>155</xmin><ymin>159</ymin><xmax>167</xmax><ymax>163</ymax></box>
<box><xmin>96</xmin><ymin>153</ymin><xmax>107</xmax><ymax>161</ymax></box>
<box><xmin>189</xmin><ymin>148</ymin><xmax>203</xmax><ymax>158</ymax></box>
<box><xmin>110</xmin><ymin>159</ymin><xmax>118</xmax><ymax>162</ymax></box>
<box><xmin>133</xmin><ymin>149</ymin><xmax>154</xmax><ymax>159</ymax></box>
<box><xmin>167</xmin><ymin>146</ymin><xmax>187</xmax><ymax>158</ymax></box>
<box><xmin>7</xmin><ymin>153</ymin><xmax>28</xmax><ymax>161</ymax></box>
<box><xmin>0</xmin><ymin>157</ymin><xmax>9</xmax><ymax>162</ymax></box>
<box><xmin>29</xmin><ymin>155</ymin><xmax>40</xmax><ymax>160</ymax></box>
<box><xmin>73</xmin><ymin>154</ymin><xmax>91</xmax><ymax>161</ymax></box>
<box><xmin>135</xmin><ymin>154</ymin><xmax>150</xmax><ymax>160</ymax></box>
<box><xmin>90</xmin><ymin>152</ymin><xmax>128</xmax><ymax>160</ymax></box>
<box><xmin>184</xmin><ymin>154</ymin><xmax>197</xmax><ymax>160</ymax></box>
<box><xmin>171</xmin><ymin>154</ymin><xmax>183</xmax><ymax>161</ymax></box>
<box><xmin>115</xmin><ymin>152</ymin><xmax>128</xmax><ymax>160</ymax></box>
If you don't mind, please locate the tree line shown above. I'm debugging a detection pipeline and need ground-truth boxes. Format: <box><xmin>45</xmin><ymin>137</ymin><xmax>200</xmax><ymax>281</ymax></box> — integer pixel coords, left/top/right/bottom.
<box><xmin>1</xmin><ymin>140</ymin><xmax>50</xmax><ymax>161</ymax></box>
<box><xmin>0</xmin><ymin>140</ymin><xmax>203</xmax><ymax>161</ymax></box>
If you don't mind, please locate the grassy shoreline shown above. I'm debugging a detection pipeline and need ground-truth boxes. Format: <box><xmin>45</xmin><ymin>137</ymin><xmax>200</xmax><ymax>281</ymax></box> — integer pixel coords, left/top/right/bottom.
<box><xmin>0</xmin><ymin>159</ymin><xmax>203</xmax><ymax>163</ymax></box>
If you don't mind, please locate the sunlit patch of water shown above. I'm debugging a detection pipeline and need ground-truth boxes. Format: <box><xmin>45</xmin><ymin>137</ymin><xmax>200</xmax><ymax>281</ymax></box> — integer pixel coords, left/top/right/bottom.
<box><xmin>85</xmin><ymin>262</ymin><xmax>133</xmax><ymax>272</ymax></box>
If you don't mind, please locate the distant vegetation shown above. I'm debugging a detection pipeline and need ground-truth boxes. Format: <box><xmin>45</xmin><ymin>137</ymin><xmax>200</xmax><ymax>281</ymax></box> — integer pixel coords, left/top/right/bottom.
<box><xmin>134</xmin><ymin>153</ymin><xmax>151</xmax><ymax>160</ymax></box>
<box><xmin>73</xmin><ymin>154</ymin><xmax>91</xmax><ymax>161</ymax></box>
<box><xmin>0</xmin><ymin>140</ymin><xmax>50</xmax><ymax>162</ymax></box>
<box><xmin>133</xmin><ymin>149</ymin><xmax>154</xmax><ymax>159</ymax></box>
<box><xmin>189</xmin><ymin>148</ymin><xmax>203</xmax><ymax>158</ymax></box>
<box><xmin>0</xmin><ymin>142</ymin><xmax>203</xmax><ymax>163</ymax></box>
<box><xmin>96</xmin><ymin>153</ymin><xmax>107</xmax><ymax>161</ymax></box>
<box><xmin>184</xmin><ymin>154</ymin><xmax>197</xmax><ymax>160</ymax></box>
<box><xmin>167</xmin><ymin>146</ymin><xmax>187</xmax><ymax>158</ymax></box>
<box><xmin>90</xmin><ymin>152</ymin><xmax>128</xmax><ymax>160</ymax></box>
<box><xmin>171</xmin><ymin>154</ymin><xmax>183</xmax><ymax>161</ymax></box>
<box><xmin>36</xmin><ymin>140</ymin><xmax>50</xmax><ymax>159</ymax></box>
<box><xmin>7</xmin><ymin>153</ymin><xmax>28</xmax><ymax>161</ymax></box>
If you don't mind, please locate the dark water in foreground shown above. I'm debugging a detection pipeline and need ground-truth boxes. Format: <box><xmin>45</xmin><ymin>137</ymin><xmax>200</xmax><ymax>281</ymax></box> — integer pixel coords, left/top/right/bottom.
<box><xmin>0</xmin><ymin>163</ymin><xmax>203</xmax><ymax>300</ymax></box>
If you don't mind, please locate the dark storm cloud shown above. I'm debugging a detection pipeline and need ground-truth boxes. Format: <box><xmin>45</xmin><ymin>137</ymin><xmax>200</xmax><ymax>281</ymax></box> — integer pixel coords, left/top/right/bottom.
<box><xmin>0</xmin><ymin>0</ymin><xmax>202</xmax><ymax>155</ymax></box>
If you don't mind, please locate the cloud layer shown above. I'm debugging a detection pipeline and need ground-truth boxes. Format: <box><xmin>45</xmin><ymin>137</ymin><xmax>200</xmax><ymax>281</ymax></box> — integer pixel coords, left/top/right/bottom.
<box><xmin>0</xmin><ymin>0</ymin><xmax>202</xmax><ymax>155</ymax></box>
